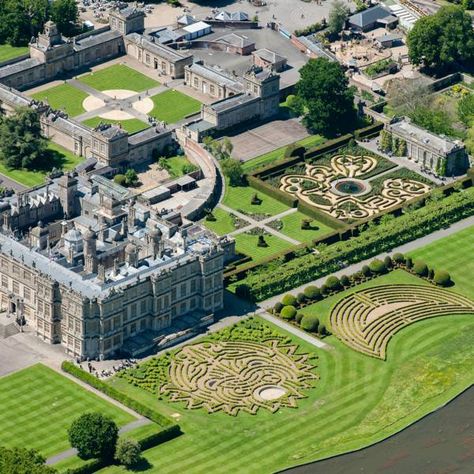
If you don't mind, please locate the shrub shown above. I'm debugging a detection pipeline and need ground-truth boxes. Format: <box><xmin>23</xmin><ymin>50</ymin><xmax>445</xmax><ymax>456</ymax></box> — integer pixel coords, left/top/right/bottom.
<box><xmin>318</xmin><ymin>323</ymin><xmax>327</xmax><ymax>336</ymax></box>
<box><xmin>413</xmin><ymin>260</ymin><xmax>428</xmax><ymax>276</ymax></box>
<box><xmin>320</xmin><ymin>284</ymin><xmax>328</xmax><ymax>294</ymax></box>
<box><xmin>257</xmin><ymin>235</ymin><xmax>268</xmax><ymax>247</ymax></box>
<box><xmin>113</xmin><ymin>174</ymin><xmax>127</xmax><ymax>186</ymax></box>
<box><xmin>384</xmin><ymin>255</ymin><xmax>393</xmax><ymax>268</ymax></box>
<box><xmin>301</xmin><ymin>218</ymin><xmax>311</xmax><ymax>230</ymax></box>
<box><xmin>427</xmin><ymin>268</ymin><xmax>434</xmax><ymax>280</ymax></box>
<box><xmin>393</xmin><ymin>253</ymin><xmax>405</xmax><ymax>264</ymax></box>
<box><xmin>325</xmin><ymin>276</ymin><xmax>341</xmax><ymax>291</ymax></box>
<box><xmin>362</xmin><ymin>265</ymin><xmax>371</xmax><ymax>276</ymax></box>
<box><xmin>433</xmin><ymin>270</ymin><xmax>451</xmax><ymax>286</ymax></box>
<box><xmin>304</xmin><ymin>285</ymin><xmax>321</xmax><ymax>300</ymax></box>
<box><xmin>300</xmin><ymin>314</ymin><xmax>319</xmax><ymax>332</ymax></box>
<box><xmin>295</xmin><ymin>312</ymin><xmax>304</xmax><ymax>324</ymax></box>
<box><xmin>251</xmin><ymin>193</ymin><xmax>262</xmax><ymax>205</ymax></box>
<box><xmin>115</xmin><ymin>438</ymin><xmax>141</xmax><ymax>468</ymax></box>
<box><xmin>68</xmin><ymin>413</ymin><xmax>118</xmax><ymax>461</ymax></box>
<box><xmin>280</xmin><ymin>305</ymin><xmax>297</xmax><ymax>320</ymax></box>
<box><xmin>296</xmin><ymin>292</ymin><xmax>306</xmax><ymax>304</ymax></box>
<box><xmin>281</xmin><ymin>294</ymin><xmax>297</xmax><ymax>306</ymax></box>
<box><xmin>273</xmin><ymin>302</ymin><xmax>283</xmax><ymax>314</ymax></box>
<box><xmin>369</xmin><ymin>259</ymin><xmax>386</xmax><ymax>274</ymax></box>
<box><xmin>405</xmin><ymin>256</ymin><xmax>413</xmax><ymax>269</ymax></box>
<box><xmin>340</xmin><ymin>275</ymin><xmax>350</xmax><ymax>287</ymax></box>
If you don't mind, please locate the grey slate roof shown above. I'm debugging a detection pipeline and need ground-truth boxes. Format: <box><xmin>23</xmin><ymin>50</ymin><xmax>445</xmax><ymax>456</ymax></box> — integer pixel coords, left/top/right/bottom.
<box><xmin>210</xmin><ymin>93</ymin><xmax>259</xmax><ymax>113</ymax></box>
<box><xmin>348</xmin><ymin>5</ymin><xmax>392</xmax><ymax>28</ymax></box>
<box><xmin>187</xmin><ymin>62</ymin><xmax>243</xmax><ymax>91</ymax></box>
<box><xmin>126</xmin><ymin>33</ymin><xmax>192</xmax><ymax>62</ymax></box>
<box><xmin>0</xmin><ymin>84</ymin><xmax>31</xmax><ymax>107</ymax></box>
<box><xmin>0</xmin><ymin>58</ymin><xmax>42</xmax><ymax>79</ymax></box>
<box><xmin>215</xmin><ymin>11</ymin><xmax>249</xmax><ymax>21</ymax></box>
<box><xmin>216</xmin><ymin>33</ymin><xmax>254</xmax><ymax>48</ymax></box>
<box><xmin>128</xmin><ymin>126</ymin><xmax>171</xmax><ymax>146</ymax></box>
<box><xmin>73</xmin><ymin>29</ymin><xmax>122</xmax><ymax>51</ymax></box>
<box><xmin>253</xmin><ymin>48</ymin><xmax>286</xmax><ymax>64</ymax></box>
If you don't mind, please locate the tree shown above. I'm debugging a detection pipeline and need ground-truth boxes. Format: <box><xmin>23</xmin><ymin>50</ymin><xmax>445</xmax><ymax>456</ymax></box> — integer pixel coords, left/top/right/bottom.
<box><xmin>281</xmin><ymin>294</ymin><xmax>297</xmax><ymax>306</ymax></box>
<box><xmin>115</xmin><ymin>438</ymin><xmax>141</xmax><ymax>468</ymax></box>
<box><xmin>50</xmin><ymin>0</ymin><xmax>78</xmax><ymax>37</ymax></box>
<box><xmin>407</xmin><ymin>5</ymin><xmax>474</xmax><ymax>69</ymax></box>
<box><xmin>412</xmin><ymin>260</ymin><xmax>428</xmax><ymax>276</ymax></box>
<box><xmin>369</xmin><ymin>259</ymin><xmax>386</xmax><ymax>274</ymax></box>
<box><xmin>0</xmin><ymin>446</ymin><xmax>56</xmax><ymax>474</ymax></box>
<box><xmin>303</xmin><ymin>285</ymin><xmax>321</xmax><ymax>301</ymax></box>
<box><xmin>300</xmin><ymin>314</ymin><xmax>319</xmax><ymax>332</ymax></box>
<box><xmin>433</xmin><ymin>270</ymin><xmax>451</xmax><ymax>286</ymax></box>
<box><xmin>285</xmin><ymin>94</ymin><xmax>304</xmax><ymax>116</ymax></box>
<box><xmin>280</xmin><ymin>305</ymin><xmax>297</xmax><ymax>320</ymax></box>
<box><xmin>68</xmin><ymin>413</ymin><xmax>118</xmax><ymax>461</ymax></box>
<box><xmin>380</xmin><ymin>130</ymin><xmax>393</xmax><ymax>152</ymax></box>
<box><xmin>458</xmin><ymin>93</ymin><xmax>474</xmax><ymax>126</ymax></box>
<box><xmin>0</xmin><ymin>107</ymin><xmax>47</xmax><ymax>169</ymax></box>
<box><xmin>221</xmin><ymin>158</ymin><xmax>244</xmax><ymax>186</ymax></box>
<box><xmin>328</xmin><ymin>0</ymin><xmax>350</xmax><ymax>36</ymax></box>
<box><xmin>296</xmin><ymin>58</ymin><xmax>356</xmax><ymax>136</ymax></box>
<box><xmin>125</xmin><ymin>168</ymin><xmax>138</xmax><ymax>186</ymax></box>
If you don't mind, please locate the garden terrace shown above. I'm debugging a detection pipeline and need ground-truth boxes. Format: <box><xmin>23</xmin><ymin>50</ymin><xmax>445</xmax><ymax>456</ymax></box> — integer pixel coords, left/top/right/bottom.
<box><xmin>329</xmin><ymin>284</ymin><xmax>474</xmax><ymax>359</ymax></box>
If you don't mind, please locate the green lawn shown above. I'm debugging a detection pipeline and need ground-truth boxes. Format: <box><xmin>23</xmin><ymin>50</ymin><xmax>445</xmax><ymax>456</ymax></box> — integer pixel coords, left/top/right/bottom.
<box><xmin>82</xmin><ymin>116</ymin><xmax>149</xmax><ymax>135</ymax></box>
<box><xmin>79</xmin><ymin>64</ymin><xmax>158</xmax><ymax>92</ymax></box>
<box><xmin>31</xmin><ymin>83</ymin><xmax>88</xmax><ymax>117</ymax></box>
<box><xmin>97</xmin><ymin>226</ymin><xmax>474</xmax><ymax>474</ymax></box>
<box><xmin>0</xmin><ymin>364</ymin><xmax>134</xmax><ymax>458</ymax></box>
<box><xmin>223</xmin><ymin>182</ymin><xmax>289</xmax><ymax>216</ymax></box>
<box><xmin>201</xmin><ymin>208</ymin><xmax>238</xmax><ymax>235</ymax></box>
<box><xmin>275</xmin><ymin>210</ymin><xmax>334</xmax><ymax>243</ymax></box>
<box><xmin>233</xmin><ymin>232</ymin><xmax>292</xmax><ymax>261</ymax></box>
<box><xmin>408</xmin><ymin>224</ymin><xmax>474</xmax><ymax>297</ymax></box>
<box><xmin>149</xmin><ymin>90</ymin><xmax>201</xmax><ymax>124</ymax></box>
<box><xmin>0</xmin><ymin>43</ymin><xmax>29</xmax><ymax>62</ymax></box>
<box><xmin>99</xmin><ymin>311</ymin><xmax>474</xmax><ymax>474</ymax></box>
<box><xmin>241</xmin><ymin>134</ymin><xmax>325</xmax><ymax>173</ymax></box>
<box><xmin>0</xmin><ymin>142</ymin><xmax>84</xmax><ymax>188</ymax></box>
<box><xmin>165</xmin><ymin>155</ymin><xmax>196</xmax><ymax>179</ymax></box>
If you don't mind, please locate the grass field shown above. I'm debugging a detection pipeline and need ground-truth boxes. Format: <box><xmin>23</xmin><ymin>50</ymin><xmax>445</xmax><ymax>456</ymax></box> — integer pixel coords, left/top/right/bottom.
<box><xmin>149</xmin><ymin>90</ymin><xmax>201</xmax><ymax>124</ymax></box>
<box><xmin>31</xmin><ymin>83</ymin><xmax>88</xmax><ymax>117</ymax></box>
<box><xmin>79</xmin><ymin>64</ymin><xmax>158</xmax><ymax>92</ymax></box>
<box><xmin>165</xmin><ymin>155</ymin><xmax>196</xmax><ymax>179</ymax></box>
<box><xmin>0</xmin><ymin>142</ymin><xmax>83</xmax><ymax>188</ymax></box>
<box><xmin>82</xmin><ymin>116</ymin><xmax>149</xmax><ymax>135</ymax></box>
<box><xmin>223</xmin><ymin>182</ymin><xmax>289</xmax><ymax>216</ymax></box>
<box><xmin>275</xmin><ymin>211</ymin><xmax>334</xmax><ymax>243</ymax></box>
<box><xmin>241</xmin><ymin>134</ymin><xmax>325</xmax><ymax>173</ymax></box>
<box><xmin>0</xmin><ymin>364</ymin><xmax>134</xmax><ymax>458</ymax></box>
<box><xmin>97</xmin><ymin>226</ymin><xmax>474</xmax><ymax>473</ymax></box>
<box><xmin>233</xmin><ymin>232</ymin><xmax>292</xmax><ymax>261</ymax></box>
<box><xmin>201</xmin><ymin>208</ymin><xmax>237</xmax><ymax>235</ymax></box>
<box><xmin>0</xmin><ymin>43</ymin><xmax>29</xmax><ymax>62</ymax></box>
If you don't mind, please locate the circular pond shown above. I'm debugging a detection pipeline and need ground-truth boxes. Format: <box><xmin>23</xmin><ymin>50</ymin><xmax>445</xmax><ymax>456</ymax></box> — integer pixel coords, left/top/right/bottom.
<box><xmin>332</xmin><ymin>178</ymin><xmax>370</xmax><ymax>196</ymax></box>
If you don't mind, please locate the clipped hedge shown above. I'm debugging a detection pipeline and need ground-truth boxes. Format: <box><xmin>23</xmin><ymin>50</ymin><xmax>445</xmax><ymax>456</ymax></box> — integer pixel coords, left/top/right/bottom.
<box><xmin>280</xmin><ymin>305</ymin><xmax>297</xmax><ymax>320</ymax></box>
<box><xmin>61</xmin><ymin>362</ymin><xmax>177</xmax><ymax>429</ymax></box>
<box><xmin>64</xmin><ymin>458</ymin><xmax>106</xmax><ymax>474</ymax></box>
<box><xmin>297</xmin><ymin>201</ymin><xmax>347</xmax><ymax>231</ymax></box>
<box><xmin>433</xmin><ymin>270</ymin><xmax>451</xmax><ymax>287</ymax></box>
<box><xmin>300</xmin><ymin>314</ymin><xmax>319</xmax><ymax>332</ymax></box>
<box><xmin>233</xmin><ymin>187</ymin><xmax>474</xmax><ymax>301</ymax></box>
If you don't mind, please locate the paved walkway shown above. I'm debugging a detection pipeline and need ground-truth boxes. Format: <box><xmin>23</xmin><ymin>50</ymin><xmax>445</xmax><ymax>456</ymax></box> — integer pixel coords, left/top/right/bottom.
<box><xmin>261</xmin><ymin>216</ymin><xmax>474</xmax><ymax>308</ymax></box>
<box><xmin>219</xmin><ymin>203</ymin><xmax>300</xmax><ymax>245</ymax></box>
<box><xmin>45</xmin><ymin>417</ymin><xmax>152</xmax><ymax>465</ymax></box>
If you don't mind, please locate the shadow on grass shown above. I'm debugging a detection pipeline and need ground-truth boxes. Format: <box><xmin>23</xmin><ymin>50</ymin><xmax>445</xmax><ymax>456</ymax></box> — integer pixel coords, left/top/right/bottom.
<box><xmin>128</xmin><ymin>457</ymin><xmax>153</xmax><ymax>472</ymax></box>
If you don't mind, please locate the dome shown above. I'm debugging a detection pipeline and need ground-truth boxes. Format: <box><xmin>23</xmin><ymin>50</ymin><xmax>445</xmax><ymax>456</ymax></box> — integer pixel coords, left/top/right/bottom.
<box><xmin>64</xmin><ymin>228</ymin><xmax>83</xmax><ymax>242</ymax></box>
<box><xmin>149</xmin><ymin>226</ymin><xmax>162</xmax><ymax>239</ymax></box>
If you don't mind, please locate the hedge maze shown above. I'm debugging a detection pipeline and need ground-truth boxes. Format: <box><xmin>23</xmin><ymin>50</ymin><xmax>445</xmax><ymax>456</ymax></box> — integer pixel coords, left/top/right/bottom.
<box><xmin>161</xmin><ymin>340</ymin><xmax>318</xmax><ymax>416</ymax></box>
<box><xmin>280</xmin><ymin>154</ymin><xmax>430</xmax><ymax>220</ymax></box>
<box><xmin>330</xmin><ymin>284</ymin><xmax>474</xmax><ymax>359</ymax></box>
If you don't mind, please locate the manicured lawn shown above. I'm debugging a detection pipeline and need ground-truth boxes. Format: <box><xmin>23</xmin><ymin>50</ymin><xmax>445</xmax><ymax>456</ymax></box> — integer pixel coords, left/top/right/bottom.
<box><xmin>275</xmin><ymin>211</ymin><xmax>334</xmax><ymax>243</ymax></box>
<box><xmin>149</xmin><ymin>89</ymin><xmax>201</xmax><ymax>124</ymax></box>
<box><xmin>79</xmin><ymin>64</ymin><xmax>158</xmax><ymax>92</ymax></box>
<box><xmin>233</xmin><ymin>232</ymin><xmax>292</xmax><ymax>261</ymax></box>
<box><xmin>31</xmin><ymin>83</ymin><xmax>88</xmax><ymax>117</ymax></box>
<box><xmin>82</xmin><ymin>116</ymin><xmax>149</xmax><ymax>135</ymax></box>
<box><xmin>0</xmin><ymin>43</ymin><xmax>28</xmax><ymax>62</ymax></box>
<box><xmin>100</xmin><ymin>309</ymin><xmax>474</xmax><ymax>474</ymax></box>
<box><xmin>241</xmin><ymin>134</ymin><xmax>325</xmax><ymax>173</ymax></box>
<box><xmin>0</xmin><ymin>364</ymin><xmax>134</xmax><ymax>458</ymax></box>
<box><xmin>165</xmin><ymin>155</ymin><xmax>196</xmax><ymax>179</ymax></box>
<box><xmin>408</xmin><ymin>224</ymin><xmax>474</xmax><ymax>297</ymax></box>
<box><xmin>201</xmin><ymin>208</ymin><xmax>237</xmax><ymax>235</ymax></box>
<box><xmin>223</xmin><ymin>182</ymin><xmax>289</xmax><ymax>216</ymax></box>
<box><xmin>0</xmin><ymin>142</ymin><xmax>84</xmax><ymax>188</ymax></box>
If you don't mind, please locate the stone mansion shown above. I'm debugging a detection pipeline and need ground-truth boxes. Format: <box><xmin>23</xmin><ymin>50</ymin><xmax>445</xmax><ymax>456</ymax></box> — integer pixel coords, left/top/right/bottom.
<box><xmin>0</xmin><ymin>173</ymin><xmax>232</xmax><ymax>359</ymax></box>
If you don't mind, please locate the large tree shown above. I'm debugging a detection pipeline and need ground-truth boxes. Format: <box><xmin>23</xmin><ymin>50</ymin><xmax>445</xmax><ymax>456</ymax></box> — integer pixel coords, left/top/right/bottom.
<box><xmin>295</xmin><ymin>58</ymin><xmax>356</xmax><ymax>136</ymax></box>
<box><xmin>328</xmin><ymin>0</ymin><xmax>350</xmax><ymax>36</ymax></box>
<box><xmin>50</xmin><ymin>0</ymin><xmax>79</xmax><ymax>37</ymax></box>
<box><xmin>0</xmin><ymin>446</ymin><xmax>56</xmax><ymax>474</ymax></box>
<box><xmin>407</xmin><ymin>5</ymin><xmax>474</xmax><ymax>70</ymax></box>
<box><xmin>0</xmin><ymin>107</ymin><xmax>47</xmax><ymax>169</ymax></box>
<box><xmin>68</xmin><ymin>413</ymin><xmax>118</xmax><ymax>461</ymax></box>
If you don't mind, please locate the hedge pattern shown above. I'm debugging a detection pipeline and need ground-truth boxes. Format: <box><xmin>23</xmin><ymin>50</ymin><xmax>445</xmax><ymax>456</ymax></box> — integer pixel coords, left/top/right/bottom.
<box><xmin>234</xmin><ymin>187</ymin><xmax>474</xmax><ymax>301</ymax></box>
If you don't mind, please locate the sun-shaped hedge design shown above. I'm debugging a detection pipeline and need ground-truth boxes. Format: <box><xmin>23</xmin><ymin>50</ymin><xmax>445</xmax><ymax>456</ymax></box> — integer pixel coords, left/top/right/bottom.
<box><xmin>161</xmin><ymin>340</ymin><xmax>318</xmax><ymax>416</ymax></box>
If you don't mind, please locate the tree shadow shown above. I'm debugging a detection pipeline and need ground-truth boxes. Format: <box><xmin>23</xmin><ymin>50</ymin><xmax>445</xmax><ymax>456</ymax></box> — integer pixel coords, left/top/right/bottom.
<box><xmin>30</xmin><ymin>148</ymin><xmax>67</xmax><ymax>172</ymax></box>
<box><xmin>128</xmin><ymin>457</ymin><xmax>153</xmax><ymax>472</ymax></box>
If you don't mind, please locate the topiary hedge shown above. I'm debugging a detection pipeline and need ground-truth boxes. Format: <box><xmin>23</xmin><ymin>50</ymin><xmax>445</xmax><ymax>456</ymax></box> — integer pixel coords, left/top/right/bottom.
<box><xmin>433</xmin><ymin>270</ymin><xmax>451</xmax><ymax>286</ymax></box>
<box><xmin>280</xmin><ymin>305</ymin><xmax>297</xmax><ymax>320</ymax></box>
<box><xmin>412</xmin><ymin>260</ymin><xmax>428</xmax><ymax>277</ymax></box>
<box><xmin>369</xmin><ymin>259</ymin><xmax>386</xmax><ymax>274</ymax></box>
<box><xmin>300</xmin><ymin>314</ymin><xmax>319</xmax><ymax>332</ymax></box>
<box><xmin>304</xmin><ymin>285</ymin><xmax>321</xmax><ymax>300</ymax></box>
<box><xmin>281</xmin><ymin>294</ymin><xmax>297</xmax><ymax>306</ymax></box>
<box><xmin>325</xmin><ymin>276</ymin><xmax>341</xmax><ymax>291</ymax></box>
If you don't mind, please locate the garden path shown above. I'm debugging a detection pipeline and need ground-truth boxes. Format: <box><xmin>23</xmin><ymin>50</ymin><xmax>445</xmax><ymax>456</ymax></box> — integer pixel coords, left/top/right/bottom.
<box><xmin>218</xmin><ymin>203</ymin><xmax>300</xmax><ymax>245</ymax></box>
<box><xmin>260</xmin><ymin>216</ymin><xmax>474</xmax><ymax>309</ymax></box>
<box><xmin>45</xmin><ymin>417</ymin><xmax>152</xmax><ymax>465</ymax></box>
